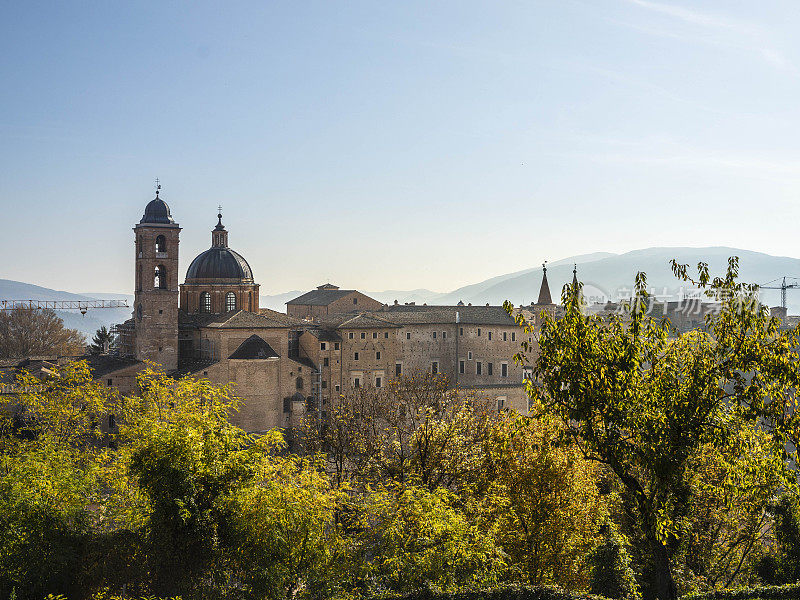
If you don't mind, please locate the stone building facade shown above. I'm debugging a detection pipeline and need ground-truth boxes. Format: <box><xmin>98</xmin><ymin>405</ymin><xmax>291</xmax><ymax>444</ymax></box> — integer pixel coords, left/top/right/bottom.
<box><xmin>108</xmin><ymin>191</ymin><xmax>556</xmax><ymax>433</ymax></box>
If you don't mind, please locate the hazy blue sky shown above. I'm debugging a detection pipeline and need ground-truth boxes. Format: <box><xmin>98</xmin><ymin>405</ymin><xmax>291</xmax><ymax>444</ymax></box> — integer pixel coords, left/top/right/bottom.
<box><xmin>2</xmin><ymin>1</ymin><xmax>800</xmax><ymax>295</ymax></box>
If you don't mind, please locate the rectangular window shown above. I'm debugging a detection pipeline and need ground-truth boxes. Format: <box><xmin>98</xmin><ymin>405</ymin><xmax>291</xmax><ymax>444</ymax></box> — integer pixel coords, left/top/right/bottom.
<box><xmin>476</xmin><ymin>361</ymin><xmax>482</xmax><ymax>375</ymax></box>
<box><xmin>373</xmin><ymin>332</ymin><xmax>377</xmax><ymax>339</ymax></box>
<box><xmin>396</xmin><ymin>363</ymin><xmax>402</xmax><ymax>377</ymax></box>
<box><xmin>349</xmin><ymin>332</ymin><xmax>354</xmax><ymax>339</ymax></box>
<box><xmin>334</xmin><ymin>342</ymin><xmax>340</xmax><ymax>350</ymax></box>
<box><xmin>108</xmin><ymin>414</ymin><xmax>116</xmax><ymax>428</ymax></box>
<box><xmin>375</xmin><ymin>376</ymin><xmax>382</xmax><ymax>388</ymax></box>
<box><xmin>353</xmin><ymin>297</ymin><xmax>358</xmax><ymax>304</ymax></box>
<box><xmin>323</xmin><ymin>357</ymin><xmax>329</xmax><ymax>367</ymax></box>
<box><xmin>488</xmin><ymin>331</ymin><xmax>492</xmax><ymax>340</ymax></box>
<box><xmin>501</xmin><ymin>363</ymin><xmax>508</xmax><ymax>377</ymax></box>
<box><xmin>442</xmin><ymin>331</ymin><xmax>447</xmax><ymax>339</ymax></box>
<box><xmin>376</xmin><ymin>351</ymin><xmax>381</xmax><ymax>360</ymax></box>
<box><xmin>406</xmin><ymin>332</ymin><xmax>411</xmax><ymax>340</ymax></box>
<box><xmin>354</xmin><ymin>378</ymin><xmax>360</xmax><ymax>388</ymax></box>
<box><xmin>460</xmin><ymin>327</ymin><xmax>464</xmax><ymax>336</ymax></box>
<box><xmin>459</xmin><ymin>360</ymin><xmax>465</xmax><ymax>374</ymax></box>
<box><xmin>433</xmin><ymin>331</ymin><xmax>437</xmax><ymax>339</ymax></box>
<box><xmin>384</xmin><ymin>332</ymin><xmax>389</xmax><ymax>338</ymax></box>
<box><xmin>478</xmin><ymin>328</ymin><xmax>481</xmax><ymax>336</ymax></box>
<box><xmin>321</xmin><ymin>342</ymin><xmax>327</xmax><ymax>351</ymax></box>
<box><xmin>431</xmin><ymin>361</ymin><xmax>439</xmax><ymax>375</ymax></box>
<box><xmin>322</xmin><ymin>380</ymin><xmax>327</xmax><ymax>389</ymax></box>
<box><xmin>335</xmin><ymin>384</ymin><xmax>340</xmax><ymax>392</ymax></box>
<box><xmin>361</xmin><ymin>332</ymin><xmax>366</xmax><ymax>339</ymax></box>
<box><xmin>468</xmin><ymin>351</ymin><xmax>473</xmax><ymax>360</ymax></box>
<box><xmin>354</xmin><ymin>352</ymin><xmax>359</xmax><ymax>361</ymax></box>
<box><xmin>106</xmin><ymin>379</ymin><xmax>113</xmax><ymax>387</ymax></box>
<box><xmin>283</xmin><ymin>398</ymin><xmax>291</xmax><ymax>413</ymax></box>
<box><xmin>512</xmin><ymin>332</ymin><xmax>516</xmax><ymax>342</ymax></box>
<box><xmin>488</xmin><ymin>362</ymin><xmax>493</xmax><ymax>375</ymax></box>
<box><xmin>503</xmin><ymin>332</ymin><xmax>507</xmax><ymax>341</ymax></box>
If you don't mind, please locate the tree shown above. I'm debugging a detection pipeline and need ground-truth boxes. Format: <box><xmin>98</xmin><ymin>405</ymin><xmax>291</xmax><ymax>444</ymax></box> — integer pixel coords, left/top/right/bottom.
<box><xmin>588</xmin><ymin>523</ymin><xmax>641</xmax><ymax>600</ymax></box>
<box><xmin>507</xmin><ymin>258</ymin><xmax>800</xmax><ymax>600</ymax></box>
<box><xmin>0</xmin><ymin>307</ymin><xmax>85</xmax><ymax>358</ymax></box>
<box><xmin>89</xmin><ymin>325</ymin><xmax>115</xmax><ymax>355</ymax></box>
<box><xmin>224</xmin><ymin>440</ymin><xmax>343</xmax><ymax>600</ymax></box>
<box><xmin>351</xmin><ymin>483</ymin><xmax>503</xmax><ymax>594</ymax></box>
<box><xmin>480</xmin><ymin>412</ymin><xmax>606</xmax><ymax>589</ymax></box>
<box><xmin>0</xmin><ymin>361</ymin><xmax>116</xmax><ymax>599</ymax></box>
<box><xmin>303</xmin><ymin>373</ymin><xmax>494</xmax><ymax>492</ymax></box>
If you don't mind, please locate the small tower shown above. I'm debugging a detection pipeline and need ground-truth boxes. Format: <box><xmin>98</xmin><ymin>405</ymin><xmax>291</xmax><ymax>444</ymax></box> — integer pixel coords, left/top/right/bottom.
<box><xmin>536</xmin><ymin>262</ymin><xmax>553</xmax><ymax>305</ymax></box>
<box><xmin>133</xmin><ymin>184</ymin><xmax>181</xmax><ymax>370</ymax></box>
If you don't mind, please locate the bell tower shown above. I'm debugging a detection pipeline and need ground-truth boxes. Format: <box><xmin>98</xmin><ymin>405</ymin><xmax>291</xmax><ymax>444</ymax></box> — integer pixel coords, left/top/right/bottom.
<box><xmin>133</xmin><ymin>183</ymin><xmax>181</xmax><ymax>370</ymax></box>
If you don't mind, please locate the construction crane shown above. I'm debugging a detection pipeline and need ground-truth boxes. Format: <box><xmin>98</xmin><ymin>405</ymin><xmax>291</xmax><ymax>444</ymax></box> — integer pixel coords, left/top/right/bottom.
<box><xmin>758</xmin><ymin>277</ymin><xmax>800</xmax><ymax>309</ymax></box>
<box><xmin>0</xmin><ymin>299</ymin><xmax>129</xmax><ymax>315</ymax></box>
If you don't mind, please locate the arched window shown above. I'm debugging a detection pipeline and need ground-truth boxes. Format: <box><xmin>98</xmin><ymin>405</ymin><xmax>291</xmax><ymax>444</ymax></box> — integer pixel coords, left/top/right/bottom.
<box><xmin>200</xmin><ymin>292</ymin><xmax>211</xmax><ymax>313</ymax></box>
<box><xmin>155</xmin><ymin>235</ymin><xmax>166</xmax><ymax>253</ymax></box>
<box><xmin>296</xmin><ymin>377</ymin><xmax>304</xmax><ymax>391</ymax></box>
<box><xmin>225</xmin><ymin>292</ymin><xmax>237</xmax><ymax>312</ymax></box>
<box><xmin>154</xmin><ymin>265</ymin><xmax>167</xmax><ymax>289</ymax></box>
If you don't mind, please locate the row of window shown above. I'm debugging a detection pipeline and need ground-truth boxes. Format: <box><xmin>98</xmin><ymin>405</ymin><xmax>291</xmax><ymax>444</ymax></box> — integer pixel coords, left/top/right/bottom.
<box><xmin>338</xmin><ymin>330</ymin><xmax>518</xmax><ymax>342</ymax></box>
<box><xmin>348</xmin><ymin>331</ymin><xmax>390</xmax><ymax>340</ymax></box>
<box><xmin>320</xmin><ymin>342</ymin><xmax>340</xmax><ymax>351</ymax></box>
<box><xmin>352</xmin><ymin>375</ymin><xmax>382</xmax><ymax>389</ymax></box>
<box><xmin>199</xmin><ymin>291</ymin><xmax>237</xmax><ymax>312</ymax></box>
<box><xmin>352</xmin><ymin>351</ymin><xmax>382</xmax><ymax>361</ymax></box>
<box><xmin>458</xmin><ymin>360</ymin><xmax>508</xmax><ymax>377</ymax></box>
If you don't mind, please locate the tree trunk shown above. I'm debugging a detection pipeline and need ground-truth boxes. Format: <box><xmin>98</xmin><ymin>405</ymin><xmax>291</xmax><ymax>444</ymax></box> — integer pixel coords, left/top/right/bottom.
<box><xmin>648</xmin><ymin>537</ymin><xmax>677</xmax><ymax>600</ymax></box>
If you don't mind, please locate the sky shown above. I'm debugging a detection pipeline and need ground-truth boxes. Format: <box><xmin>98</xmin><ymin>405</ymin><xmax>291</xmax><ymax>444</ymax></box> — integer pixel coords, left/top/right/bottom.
<box><xmin>2</xmin><ymin>0</ymin><xmax>800</xmax><ymax>295</ymax></box>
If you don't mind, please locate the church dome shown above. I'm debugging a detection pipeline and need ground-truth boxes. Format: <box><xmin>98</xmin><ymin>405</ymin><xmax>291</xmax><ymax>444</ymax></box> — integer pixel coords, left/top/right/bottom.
<box><xmin>185</xmin><ymin>247</ymin><xmax>254</xmax><ymax>282</ymax></box>
<box><xmin>184</xmin><ymin>211</ymin><xmax>254</xmax><ymax>283</ymax></box>
<box><xmin>140</xmin><ymin>193</ymin><xmax>175</xmax><ymax>225</ymax></box>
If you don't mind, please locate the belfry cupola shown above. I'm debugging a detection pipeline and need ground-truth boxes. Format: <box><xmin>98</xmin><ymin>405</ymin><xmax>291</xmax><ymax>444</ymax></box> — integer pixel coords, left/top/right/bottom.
<box><xmin>212</xmin><ymin>209</ymin><xmax>228</xmax><ymax>248</ymax></box>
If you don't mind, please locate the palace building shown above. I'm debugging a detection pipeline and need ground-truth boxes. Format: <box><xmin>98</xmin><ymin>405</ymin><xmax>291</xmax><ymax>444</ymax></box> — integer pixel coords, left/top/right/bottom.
<box><xmin>105</xmin><ymin>190</ymin><xmax>558</xmax><ymax>434</ymax></box>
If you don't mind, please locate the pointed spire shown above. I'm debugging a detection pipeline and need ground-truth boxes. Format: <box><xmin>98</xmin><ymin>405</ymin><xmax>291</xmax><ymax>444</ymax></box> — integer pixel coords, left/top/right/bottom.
<box><xmin>215</xmin><ymin>205</ymin><xmax>225</xmax><ymax>231</ymax></box>
<box><xmin>572</xmin><ymin>263</ymin><xmax>578</xmax><ymax>288</ymax></box>
<box><xmin>537</xmin><ymin>261</ymin><xmax>552</xmax><ymax>305</ymax></box>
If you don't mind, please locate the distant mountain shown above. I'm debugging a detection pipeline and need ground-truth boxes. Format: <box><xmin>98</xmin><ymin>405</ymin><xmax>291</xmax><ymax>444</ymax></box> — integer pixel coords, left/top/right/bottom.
<box><xmin>440</xmin><ymin>247</ymin><xmax>800</xmax><ymax>313</ymax></box>
<box><xmin>260</xmin><ymin>290</ymin><xmax>305</xmax><ymax>312</ymax></box>
<box><xmin>0</xmin><ymin>279</ymin><xmax>133</xmax><ymax>339</ymax></box>
<box><xmin>253</xmin><ymin>247</ymin><xmax>800</xmax><ymax>314</ymax></box>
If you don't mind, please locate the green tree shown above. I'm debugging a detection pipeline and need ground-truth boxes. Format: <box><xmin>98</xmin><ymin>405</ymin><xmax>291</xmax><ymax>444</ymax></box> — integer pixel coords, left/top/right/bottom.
<box><xmin>89</xmin><ymin>325</ymin><xmax>115</xmax><ymax>355</ymax></box>
<box><xmin>480</xmin><ymin>411</ymin><xmax>606</xmax><ymax>589</ymax></box>
<box><xmin>588</xmin><ymin>523</ymin><xmax>641</xmax><ymax>600</ymax></box>
<box><xmin>507</xmin><ymin>258</ymin><xmax>800</xmax><ymax>600</ymax></box>
<box><xmin>351</xmin><ymin>483</ymin><xmax>503</xmax><ymax>595</ymax></box>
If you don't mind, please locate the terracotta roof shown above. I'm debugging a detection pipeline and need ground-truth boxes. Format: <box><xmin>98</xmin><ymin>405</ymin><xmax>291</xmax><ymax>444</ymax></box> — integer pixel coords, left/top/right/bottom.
<box><xmin>291</xmin><ymin>356</ymin><xmax>317</xmax><ymax>369</ymax></box>
<box><xmin>194</xmin><ymin>309</ymin><xmax>294</xmax><ymax>329</ymax></box>
<box><xmin>306</xmin><ymin>328</ymin><xmax>342</xmax><ymax>342</ymax></box>
<box><xmin>229</xmin><ymin>335</ymin><xmax>279</xmax><ymax>359</ymax></box>
<box><xmin>318</xmin><ymin>312</ymin><xmax>400</xmax><ymax>329</ymax></box>
<box><xmin>286</xmin><ymin>289</ymin><xmax>356</xmax><ymax>306</ymax></box>
<box><xmin>258</xmin><ymin>308</ymin><xmax>307</xmax><ymax>326</ymax></box>
<box><xmin>378</xmin><ymin>305</ymin><xmax>516</xmax><ymax>326</ymax></box>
